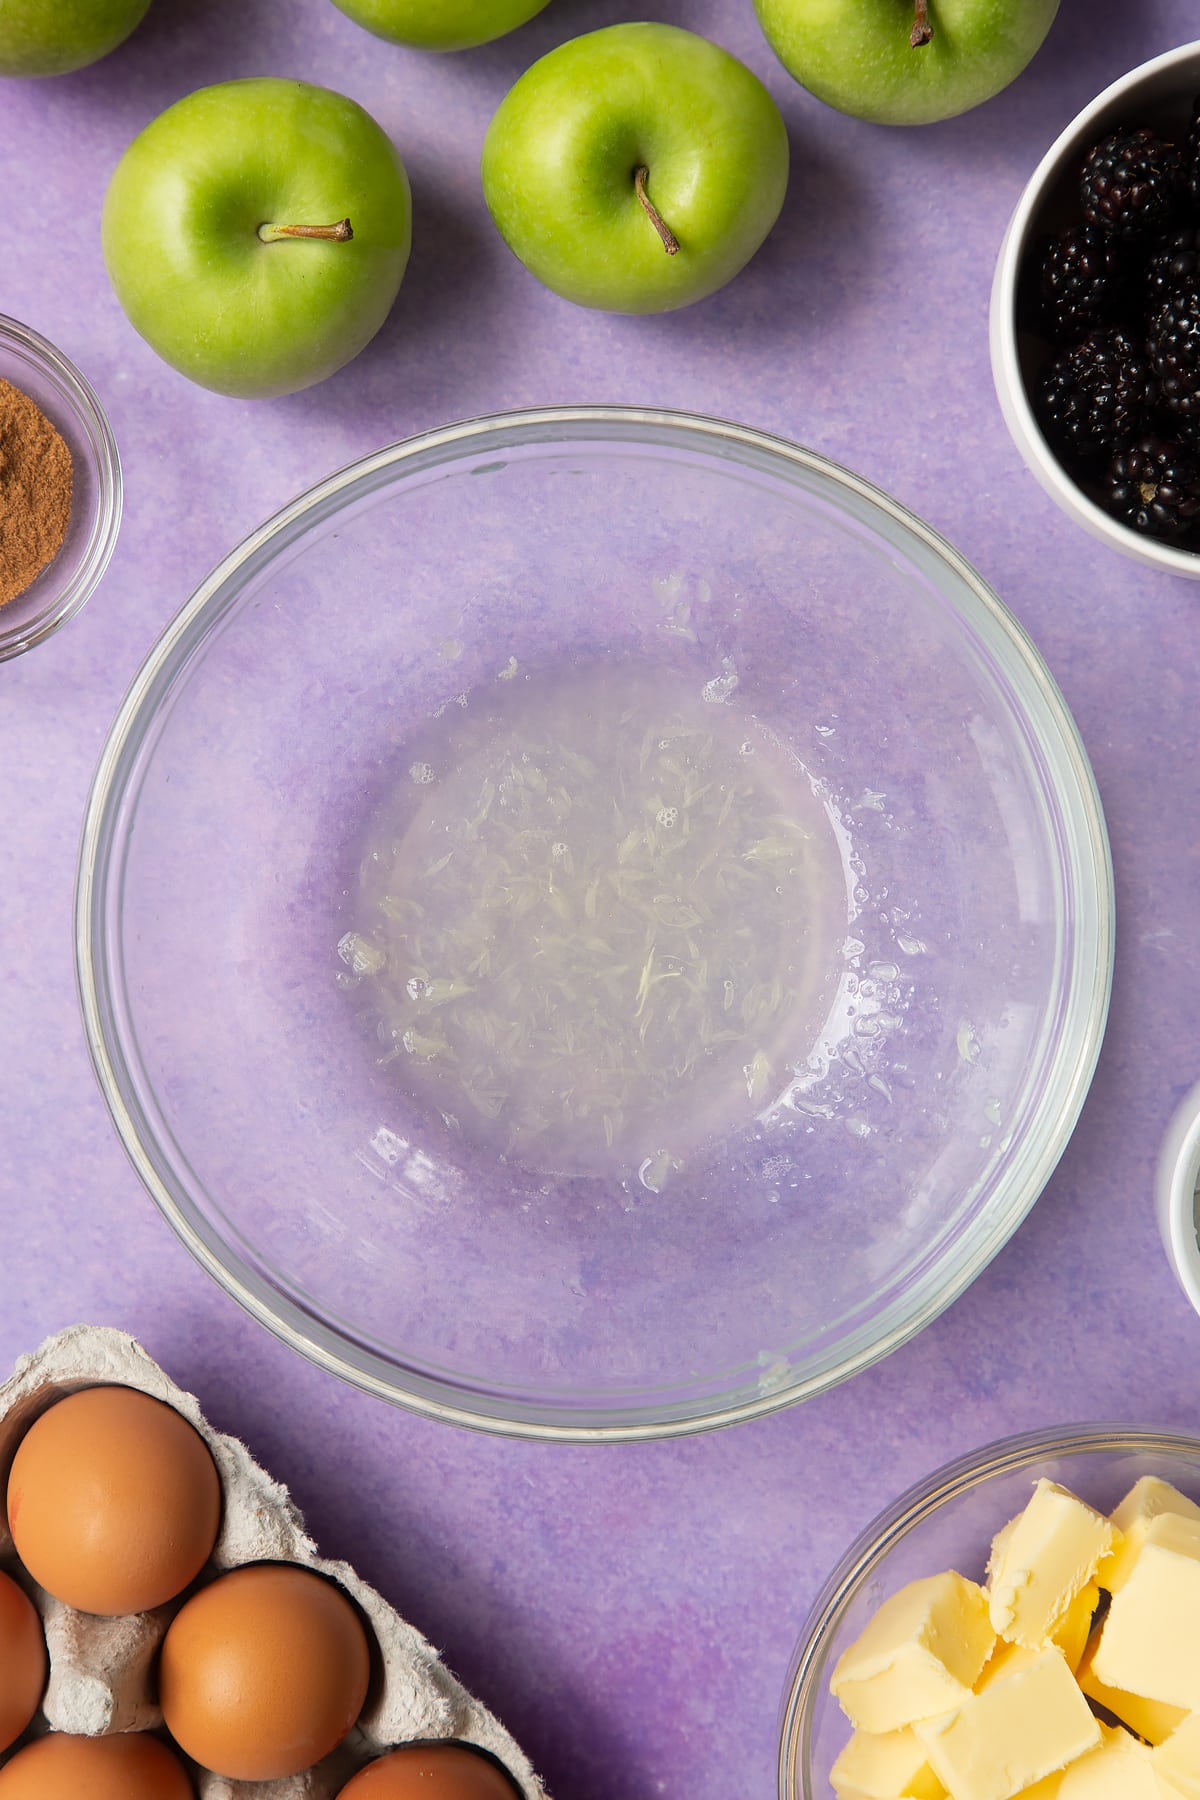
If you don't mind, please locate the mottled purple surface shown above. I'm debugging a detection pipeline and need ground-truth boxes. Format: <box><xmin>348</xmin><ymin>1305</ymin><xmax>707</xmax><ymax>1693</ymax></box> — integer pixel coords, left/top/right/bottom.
<box><xmin>2</xmin><ymin>3</ymin><xmax>1200</xmax><ymax>1797</ymax></box>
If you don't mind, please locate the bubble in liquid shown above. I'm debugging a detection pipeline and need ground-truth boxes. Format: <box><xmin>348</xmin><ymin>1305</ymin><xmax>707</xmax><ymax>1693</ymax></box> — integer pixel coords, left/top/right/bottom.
<box><xmin>337</xmin><ymin>932</ymin><xmax>385</xmax><ymax>976</ymax></box>
<box><xmin>702</xmin><ymin>659</ymin><xmax>738</xmax><ymax>705</ymax></box>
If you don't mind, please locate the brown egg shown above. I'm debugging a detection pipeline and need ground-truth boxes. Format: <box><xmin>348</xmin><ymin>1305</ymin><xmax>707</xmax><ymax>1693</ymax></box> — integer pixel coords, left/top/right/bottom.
<box><xmin>159</xmin><ymin>1561</ymin><xmax>371</xmax><ymax>1779</ymax></box>
<box><xmin>0</xmin><ymin>1730</ymin><xmax>193</xmax><ymax>1797</ymax></box>
<box><xmin>6</xmin><ymin>1385</ymin><xmax>221</xmax><ymax>1615</ymax></box>
<box><xmin>0</xmin><ymin>1570</ymin><xmax>45</xmax><ymax>1753</ymax></box>
<box><xmin>336</xmin><ymin>1744</ymin><xmax>521</xmax><ymax>1798</ymax></box>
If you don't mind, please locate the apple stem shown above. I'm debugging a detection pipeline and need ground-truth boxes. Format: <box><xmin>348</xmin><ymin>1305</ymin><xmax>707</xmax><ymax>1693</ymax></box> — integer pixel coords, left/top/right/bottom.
<box><xmin>910</xmin><ymin>0</ymin><xmax>932</xmax><ymax>46</ymax></box>
<box><xmin>634</xmin><ymin>167</ymin><xmax>680</xmax><ymax>257</ymax></box>
<box><xmin>257</xmin><ymin>218</ymin><xmax>354</xmax><ymax>244</ymax></box>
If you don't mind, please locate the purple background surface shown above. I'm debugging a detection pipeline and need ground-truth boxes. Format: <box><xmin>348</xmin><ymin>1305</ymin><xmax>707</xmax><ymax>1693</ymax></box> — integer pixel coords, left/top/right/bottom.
<box><xmin>2</xmin><ymin>3</ymin><xmax>1199</xmax><ymax>1797</ymax></box>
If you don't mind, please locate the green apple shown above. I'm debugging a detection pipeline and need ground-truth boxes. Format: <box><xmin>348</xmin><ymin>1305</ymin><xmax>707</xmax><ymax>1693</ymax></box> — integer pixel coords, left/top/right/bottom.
<box><xmin>0</xmin><ymin>0</ymin><xmax>152</xmax><ymax>77</ymax></box>
<box><xmin>753</xmin><ymin>0</ymin><xmax>1059</xmax><ymax>126</ymax></box>
<box><xmin>481</xmin><ymin>22</ymin><xmax>790</xmax><ymax>314</ymax></box>
<box><xmin>328</xmin><ymin>0</ymin><xmax>551</xmax><ymax>53</ymax></box>
<box><xmin>101</xmin><ymin>78</ymin><xmax>411</xmax><ymax>399</ymax></box>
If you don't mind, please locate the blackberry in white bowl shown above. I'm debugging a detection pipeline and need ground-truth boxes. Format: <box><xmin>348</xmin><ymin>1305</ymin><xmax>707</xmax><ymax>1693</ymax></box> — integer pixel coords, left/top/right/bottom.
<box><xmin>991</xmin><ymin>42</ymin><xmax>1200</xmax><ymax>575</ymax></box>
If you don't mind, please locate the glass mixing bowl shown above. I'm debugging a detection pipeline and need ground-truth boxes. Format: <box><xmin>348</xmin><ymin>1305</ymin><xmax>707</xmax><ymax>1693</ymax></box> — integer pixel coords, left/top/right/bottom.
<box><xmin>75</xmin><ymin>407</ymin><xmax>1112</xmax><ymax>1440</ymax></box>
<box><xmin>778</xmin><ymin>1424</ymin><xmax>1200</xmax><ymax>1800</ymax></box>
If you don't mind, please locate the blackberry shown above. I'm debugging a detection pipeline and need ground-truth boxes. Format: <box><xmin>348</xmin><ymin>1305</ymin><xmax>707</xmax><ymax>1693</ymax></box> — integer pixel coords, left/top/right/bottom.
<box><xmin>1147</xmin><ymin>279</ymin><xmax>1200</xmax><ymax>426</ymax></box>
<box><xmin>1187</xmin><ymin>93</ymin><xmax>1200</xmax><ymax>207</ymax></box>
<box><xmin>1034</xmin><ymin>222</ymin><xmax>1131</xmax><ymax>342</ymax></box>
<box><xmin>1144</xmin><ymin>221</ymin><xmax>1200</xmax><ymax>313</ymax></box>
<box><xmin>1037</xmin><ymin>328</ymin><xmax>1153</xmax><ymax>463</ymax></box>
<box><xmin>1080</xmin><ymin>126</ymin><xmax>1185</xmax><ymax>241</ymax></box>
<box><xmin>1101</xmin><ymin>433</ymin><xmax>1200</xmax><ymax>540</ymax></box>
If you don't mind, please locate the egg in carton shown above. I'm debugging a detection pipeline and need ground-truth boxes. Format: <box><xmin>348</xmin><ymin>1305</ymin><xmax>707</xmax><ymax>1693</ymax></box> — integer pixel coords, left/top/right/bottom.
<box><xmin>0</xmin><ymin>1324</ymin><xmax>547</xmax><ymax>1799</ymax></box>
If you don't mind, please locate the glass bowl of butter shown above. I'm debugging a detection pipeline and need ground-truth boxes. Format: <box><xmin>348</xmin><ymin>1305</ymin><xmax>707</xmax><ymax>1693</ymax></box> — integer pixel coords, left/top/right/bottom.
<box><xmin>77</xmin><ymin>406</ymin><xmax>1111</xmax><ymax>1440</ymax></box>
<box><xmin>779</xmin><ymin>1424</ymin><xmax>1200</xmax><ymax>1800</ymax></box>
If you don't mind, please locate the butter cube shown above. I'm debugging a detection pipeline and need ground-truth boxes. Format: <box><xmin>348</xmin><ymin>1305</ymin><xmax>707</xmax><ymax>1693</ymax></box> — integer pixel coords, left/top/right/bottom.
<box><xmin>1056</xmin><ymin>1722</ymin><xmax>1176</xmax><ymax>1798</ymax></box>
<box><xmin>1099</xmin><ymin>1478</ymin><xmax>1200</xmax><ymax>1595</ymax></box>
<box><xmin>1050</xmin><ymin>1583</ymin><xmax>1100</xmax><ymax>1673</ymax></box>
<box><xmin>1077</xmin><ymin>1626</ymin><xmax>1187</xmax><ymax>1746</ymax></box>
<box><xmin>975</xmin><ymin>1585</ymin><xmax>1095</xmax><ymax>1689</ymax></box>
<box><xmin>830</xmin><ymin>1726</ymin><xmax>947</xmax><ymax>1799</ymax></box>
<box><xmin>976</xmin><ymin>1640</ymin><xmax>1040</xmax><ymax>1690</ymax></box>
<box><xmin>988</xmin><ymin>1481</ymin><xmax>1116</xmax><ymax>1648</ymax></box>
<box><xmin>1153</xmin><ymin>1711</ymin><xmax>1200</xmax><ymax>1798</ymax></box>
<box><xmin>830</xmin><ymin>1571</ymin><xmax>997</xmax><ymax>1734</ymax></box>
<box><xmin>915</xmin><ymin>1646</ymin><xmax>1100</xmax><ymax>1800</ymax></box>
<box><xmin>1011</xmin><ymin>1776</ymin><xmax>1068</xmax><ymax>1800</ymax></box>
<box><xmin>1091</xmin><ymin>1514</ymin><xmax>1200</xmax><ymax>1711</ymax></box>
<box><xmin>986</xmin><ymin>1515</ymin><xmax>1019</xmax><ymax>1585</ymax></box>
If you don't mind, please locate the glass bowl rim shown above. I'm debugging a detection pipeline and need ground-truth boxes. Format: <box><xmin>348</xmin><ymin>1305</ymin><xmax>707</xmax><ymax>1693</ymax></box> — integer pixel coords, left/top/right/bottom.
<box><xmin>776</xmin><ymin>1420</ymin><xmax>1200</xmax><ymax>1800</ymax></box>
<box><xmin>0</xmin><ymin>312</ymin><xmax>122</xmax><ymax>661</ymax></box>
<box><xmin>74</xmin><ymin>403</ymin><xmax>1115</xmax><ymax>1442</ymax></box>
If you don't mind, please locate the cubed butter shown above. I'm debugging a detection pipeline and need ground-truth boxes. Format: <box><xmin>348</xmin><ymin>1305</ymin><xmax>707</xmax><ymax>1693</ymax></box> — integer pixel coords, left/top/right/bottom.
<box><xmin>987</xmin><ymin>1515</ymin><xmax>1019</xmax><ymax>1586</ymax></box>
<box><xmin>830</xmin><ymin>1571</ymin><xmax>997</xmax><ymax>1734</ymax></box>
<box><xmin>1153</xmin><ymin>1711</ymin><xmax>1200</xmax><ymax>1798</ymax></box>
<box><xmin>1098</xmin><ymin>1478</ymin><xmax>1200</xmax><ymax>1595</ymax></box>
<box><xmin>1049</xmin><ymin>1583</ymin><xmax>1100</xmax><ymax>1673</ymax></box>
<box><xmin>979</xmin><ymin>1599</ymin><xmax>1103</xmax><ymax>1690</ymax></box>
<box><xmin>830</xmin><ymin>1725</ymin><xmax>947</xmax><ymax>1799</ymax></box>
<box><xmin>1010</xmin><ymin>1774</ymin><xmax>1067</xmax><ymax>1800</ymax></box>
<box><xmin>914</xmin><ymin>1646</ymin><xmax>1100</xmax><ymax>1800</ymax></box>
<box><xmin>1091</xmin><ymin>1514</ymin><xmax>1200</xmax><ymax>1712</ymax></box>
<box><xmin>1051</xmin><ymin>1721</ymin><xmax>1183</xmax><ymax>1798</ymax></box>
<box><xmin>1077</xmin><ymin>1626</ymin><xmax>1187</xmax><ymax>1746</ymax></box>
<box><xmin>976</xmin><ymin>1640</ymin><xmax>1040</xmax><ymax>1691</ymax></box>
<box><xmin>988</xmin><ymin>1481</ymin><xmax>1116</xmax><ymax>1649</ymax></box>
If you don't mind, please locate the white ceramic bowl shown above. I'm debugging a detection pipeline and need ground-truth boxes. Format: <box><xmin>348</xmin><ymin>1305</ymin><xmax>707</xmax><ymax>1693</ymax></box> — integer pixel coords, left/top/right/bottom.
<box><xmin>990</xmin><ymin>41</ymin><xmax>1200</xmax><ymax>577</ymax></box>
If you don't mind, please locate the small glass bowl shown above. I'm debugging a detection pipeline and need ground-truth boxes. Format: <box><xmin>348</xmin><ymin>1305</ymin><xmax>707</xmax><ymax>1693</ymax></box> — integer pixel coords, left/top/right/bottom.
<box><xmin>0</xmin><ymin>314</ymin><xmax>122</xmax><ymax>660</ymax></box>
<box><xmin>777</xmin><ymin>1423</ymin><xmax>1200</xmax><ymax>1800</ymax></box>
<box><xmin>989</xmin><ymin>42</ymin><xmax>1200</xmax><ymax>577</ymax></box>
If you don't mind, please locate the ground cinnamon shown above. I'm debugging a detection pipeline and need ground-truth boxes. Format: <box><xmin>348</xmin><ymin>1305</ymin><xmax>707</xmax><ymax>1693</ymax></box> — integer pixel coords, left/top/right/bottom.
<box><xmin>0</xmin><ymin>377</ymin><xmax>73</xmax><ymax>608</ymax></box>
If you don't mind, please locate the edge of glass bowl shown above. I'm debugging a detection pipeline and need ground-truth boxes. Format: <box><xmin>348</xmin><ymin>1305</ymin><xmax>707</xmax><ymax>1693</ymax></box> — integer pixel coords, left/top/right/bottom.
<box><xmin>0</xmin><ymin>313</ymin><xmax>123</xmax><ymax>661</ymax></box>
<box><xmin>776</xmin><ymin>1422</ymin><xmax>1200</xmax><ymax>1800</ymax></box>
<box><xmin>73</xmin><ymin>404</ymin><xmax>1115</xmax><ymax>1442</ymax></box>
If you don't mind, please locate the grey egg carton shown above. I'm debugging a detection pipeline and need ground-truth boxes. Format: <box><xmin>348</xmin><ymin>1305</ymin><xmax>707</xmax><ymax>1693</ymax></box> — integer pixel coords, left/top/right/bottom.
<box><xmin>0</xmin><ymin>1325</ymin><xmax>545</xmax><ymax>1800</ymax></box>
